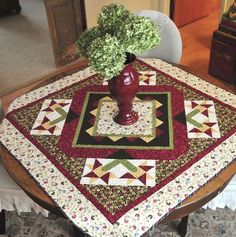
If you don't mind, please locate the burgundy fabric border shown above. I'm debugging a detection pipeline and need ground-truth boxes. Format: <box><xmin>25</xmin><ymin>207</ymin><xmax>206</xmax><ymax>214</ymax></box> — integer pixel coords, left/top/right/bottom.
<box><xmin>4</xmin><ymin>61</ymin><xmax>236</xmax><ymax>224</ymax></box>
<box><xmin>58</xmin><ymin>85</ymin><xmax>188</xmax><ymax>160</ymax></box>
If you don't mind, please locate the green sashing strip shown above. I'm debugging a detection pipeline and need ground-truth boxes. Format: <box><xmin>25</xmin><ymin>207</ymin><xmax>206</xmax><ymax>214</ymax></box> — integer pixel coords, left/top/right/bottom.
<box><xmin>101</xmin><ymin>159</ymin><xmax>138</xmax><ymax>172</ymax></box>
<box><xmin>167</xmin><ymin>92</ymin><xmax>174</xmax><ymax>149</ymax></box>
<box><xmin>72</xmin><ymin>92</ymin><xmax>92</xmax><ymax>147</ymax></box>
<box><xmin>49</xmin><ymin>107</ymin><xmax>68</xmax><ymax>126</ymax></box>
<box><xmin>186</xmin><ymin>109</ymin><xmax>203</xmax><ymax>128</ymax></box>
<box><xmin>72</xmin><ymin>92</ymin><xmax>174</xmax><ymax>150</ymax></box>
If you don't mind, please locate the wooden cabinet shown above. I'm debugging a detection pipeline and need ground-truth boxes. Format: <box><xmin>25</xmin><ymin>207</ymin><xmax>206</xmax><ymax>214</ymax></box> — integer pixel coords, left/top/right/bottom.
<box><xmin>44</xmin><ymin>0</ymin><xmax>86</xmax><ymax>67</ymax></box>
<box><xmin>0</xmin><ymin>0</ymin><xmax>21</xmax><ymax>15</ymax></box>
<box><xmin>171</xmin><ymin>0</ymin><xmax>212</xmax><ymax>27</ymax></box>
<box><xmin>209</xmin><ymin>30</ymin><xmax>236</xmax><ymax>85</ymax></box>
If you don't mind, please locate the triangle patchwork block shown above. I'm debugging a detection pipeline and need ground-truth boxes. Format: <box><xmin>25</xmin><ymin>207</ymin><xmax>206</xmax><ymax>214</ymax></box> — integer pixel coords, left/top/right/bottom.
<box><xmin>120</xmin><ymin>173</ymin><xmax>136</xmax><ymax>179</ymax></box>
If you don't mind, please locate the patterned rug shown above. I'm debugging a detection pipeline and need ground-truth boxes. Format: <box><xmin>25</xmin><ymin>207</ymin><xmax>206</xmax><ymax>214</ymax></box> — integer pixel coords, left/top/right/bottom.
<box><xmin>1</xmin><ymin>208</ymin><xmax>235</xmax><ymax>237</ymax></box>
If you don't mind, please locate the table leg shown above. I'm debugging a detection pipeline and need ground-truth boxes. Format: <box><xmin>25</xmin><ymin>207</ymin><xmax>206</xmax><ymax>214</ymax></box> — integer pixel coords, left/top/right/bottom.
<box><xmin>0</xmin><ymin>210</ymin><xmax>6</xmax><ymax>234</ymax></box>
<box><xmin>178</xmin><ymin>215</ymin><xmax>189</xmax><ymax>237</ymax></box>
<box><xmin>73</xmin><ymin>225</ymin><xmax>87</xmax><ymax>237</ymax></box>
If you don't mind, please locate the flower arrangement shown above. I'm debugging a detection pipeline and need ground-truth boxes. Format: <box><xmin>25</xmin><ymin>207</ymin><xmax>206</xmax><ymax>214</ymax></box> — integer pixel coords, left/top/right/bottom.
<box><xmin>76</xmin><ymin>3</ymin><xmax>161</xmax><ymax>80</ymax></box>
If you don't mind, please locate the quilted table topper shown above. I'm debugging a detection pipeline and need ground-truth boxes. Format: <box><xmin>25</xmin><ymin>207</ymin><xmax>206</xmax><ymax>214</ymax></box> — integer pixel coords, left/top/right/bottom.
<box><xmin>0</xmin><ymin>59</ymin><xmax>236</xmax><ymax>237</ymax></box>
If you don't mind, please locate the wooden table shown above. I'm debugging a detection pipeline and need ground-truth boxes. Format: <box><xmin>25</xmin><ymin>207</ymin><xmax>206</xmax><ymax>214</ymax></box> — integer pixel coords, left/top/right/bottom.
<box><xmin>0</xmin><ymin>60</ymin><xmax>236</xmax><ymax>237</ymax></box>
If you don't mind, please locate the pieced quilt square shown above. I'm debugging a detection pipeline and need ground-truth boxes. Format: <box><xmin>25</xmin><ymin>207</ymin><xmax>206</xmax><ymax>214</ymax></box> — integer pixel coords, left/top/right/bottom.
<box><xmin>30</xmin><ymin>99</ymin><xmax>72</xmax><ymax>135</ymax></box>
<box><xmin>81</xmin><ymin>158</ymin><xmax>156</xmax><ymax>187</ymax></box>
<box><xmin>185</xmin><ymin>100</ymin><xmax>221</xmax><ymax>138</ymax></box>
<box><xmin>58</xmin><ymin>85</ymin><xmax>188</xmax><ymax>160</ymax></box>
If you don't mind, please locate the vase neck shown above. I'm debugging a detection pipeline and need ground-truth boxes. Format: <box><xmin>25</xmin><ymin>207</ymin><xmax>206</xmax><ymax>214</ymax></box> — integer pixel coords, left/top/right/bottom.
<box><xmin>125</xmin><ymin>52</ymin><xmax>136</xmax><ymax>64</ymax></box>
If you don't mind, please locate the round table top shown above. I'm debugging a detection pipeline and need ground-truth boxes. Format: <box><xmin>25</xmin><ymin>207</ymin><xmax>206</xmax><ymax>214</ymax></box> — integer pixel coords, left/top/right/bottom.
<box><xmin>1</xmin><ymin>60</ymin><xmax>236</xmax><ymax>223</ymax></box>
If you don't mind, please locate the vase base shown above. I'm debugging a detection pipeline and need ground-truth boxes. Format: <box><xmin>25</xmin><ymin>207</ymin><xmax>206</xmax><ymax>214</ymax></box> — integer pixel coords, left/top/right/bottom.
<box><xmin>114</xmin><ymin>111</ymin><xmax>138</xmax><ymax>125</ymax></box>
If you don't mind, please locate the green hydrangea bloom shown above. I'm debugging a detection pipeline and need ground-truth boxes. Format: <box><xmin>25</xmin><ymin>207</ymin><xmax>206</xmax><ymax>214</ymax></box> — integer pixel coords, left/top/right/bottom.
<box><xmin>97</xmin><ymin>3</ymin><xmax>131</xmax><ymax>34</ymax></box>
<box><xmin>116</xmin><ymin>16</ymin><xmax>161</xmax><ymax>54</ymax></box>
<box><xmin>76</xmin><ymin>3</ymin><xmax>161</xmax><ymax>80</ymax></box>
<box><xmin>76</xmin><ymin>26</ymin><xmax>101</xmax><ymax>57</ymax></box>
<box><xmin>88</xmin><ymin>34</ymin><xmax>126</xmax><ymax>80</ymax></box>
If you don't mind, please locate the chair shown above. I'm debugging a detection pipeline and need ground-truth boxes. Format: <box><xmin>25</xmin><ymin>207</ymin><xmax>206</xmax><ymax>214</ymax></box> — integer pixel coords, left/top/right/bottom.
<box><xmin>135</xmin><ymin>10</ymin><xmax>182</xmax><ymax>64</ymax></box>
<box><xmin>0</xmin><ymin>99</ymin><xmax>47</xmax><ymax>234</ymax></box>
<box><xmin>203</xmin><ymin>174</ymin><xmax>236</xmax><ymax>210</ymax></box>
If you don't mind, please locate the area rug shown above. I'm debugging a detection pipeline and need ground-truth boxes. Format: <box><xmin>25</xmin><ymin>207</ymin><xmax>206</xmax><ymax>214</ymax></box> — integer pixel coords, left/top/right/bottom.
<box><xmin>0</xmin><ymin>0</ymin><xmax>55</xmax><ymax>96</ymax></box>
<box><xmin>1</xmin><ymin>208</ymin><xmax>235</xmax><ymax>237</ymax></box>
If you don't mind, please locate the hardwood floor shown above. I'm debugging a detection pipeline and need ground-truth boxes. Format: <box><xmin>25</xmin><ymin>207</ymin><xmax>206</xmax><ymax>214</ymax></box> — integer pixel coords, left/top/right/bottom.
<box><xmin>179</xmin><ymin>0</ymin><xmax>220</xmax><ymax>75</ymax></box>
<box><xmin>1</xmin><ymin>0</ymin><xmax>236</xmax><ymax>111</ymax></box>
<box><xmin>178</xmin><ymin>0</ymin><xmax>236</xmax><ymax>93</ymax></box>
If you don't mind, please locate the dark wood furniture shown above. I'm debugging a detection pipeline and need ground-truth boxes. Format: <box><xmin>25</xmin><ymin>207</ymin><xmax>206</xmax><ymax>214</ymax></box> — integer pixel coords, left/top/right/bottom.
<box><xmin>0</xmin><ymin>0</ymin><xmax>21</xmax><ymax>15</ymax></box>
<box><xmin>209</xmin><ymin>30</ymin><xmax>236</xmax><ymax>85</ymax></box>
<box><xmin>219</xmin><ymin>17</ymin><xmax>236</xmax><ymax>37</ymax></box>
<box><xmin>0</xmin><ymin>62</ymin><xmax>236</xmax><ymax>237</ymax></box>
<box><xmin>44</xmin><ymin>0</ymin><xmax>87</xmax><ymax>67</ymax></box>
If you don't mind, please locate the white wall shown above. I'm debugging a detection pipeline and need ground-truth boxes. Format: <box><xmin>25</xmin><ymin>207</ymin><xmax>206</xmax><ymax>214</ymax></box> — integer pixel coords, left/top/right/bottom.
<box><xmin>85</xmin><ymin>0</ymin><xmax>170</xmax><ymax>27</ymax></box>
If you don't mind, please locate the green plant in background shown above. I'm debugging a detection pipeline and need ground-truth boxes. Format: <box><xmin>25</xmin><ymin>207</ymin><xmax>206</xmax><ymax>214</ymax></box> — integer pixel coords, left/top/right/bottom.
<box><xmin>76</xmin><ymin>3</ymin><xmax>161</xmax><ymax>80</ymax></box>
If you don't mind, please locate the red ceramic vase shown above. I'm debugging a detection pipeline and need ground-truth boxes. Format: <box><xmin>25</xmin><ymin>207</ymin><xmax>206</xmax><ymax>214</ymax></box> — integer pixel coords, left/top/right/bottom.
<box><xmin>108</xmin><ymin>53</ymin><xmax>139</xmax><ymax>125</ymax></box>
